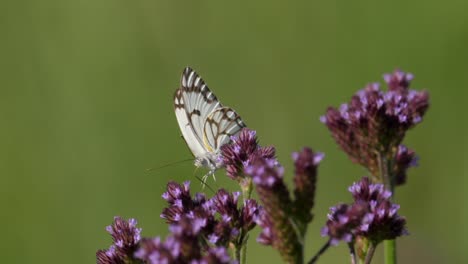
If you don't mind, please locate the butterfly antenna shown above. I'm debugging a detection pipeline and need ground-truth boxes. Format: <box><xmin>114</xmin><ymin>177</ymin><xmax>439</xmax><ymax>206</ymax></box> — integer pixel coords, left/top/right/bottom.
<box><xmin>145</xmin><ymin>158</ymin><xmax>193</xmax><ymax>173</ymax></box>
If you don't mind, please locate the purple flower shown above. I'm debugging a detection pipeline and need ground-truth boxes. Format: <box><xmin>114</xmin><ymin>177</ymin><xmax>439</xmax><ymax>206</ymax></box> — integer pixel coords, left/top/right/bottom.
<box><xmin>255</xmin><ymin>208</ymin><xmax>275</xmax><ymax>246</ymax></box>
<box><xmin>209</xmin><ymin>190</ymin><xmax>260</xmax><ymax>246</ymax></box>
<box><xmin>211</xmin><ymin>190</ymin><xmax>241</xmax><ymax>221</ymax></box>
<box><xmin>292</xmin><ymin>147</ymin><xmax>324</xmax><ymax>224</ymax></box>
<box><xmin>96</xmin><ymin>217</ymin><xmax>142</xmax><ymax>264</ymax></box>
<box><xmin>246</xmin><ymin>158</ymin><xmax>301</xmax><ymax>263</ymax></box>
<box><xmin>135</xmin><ymin>215</ymin><xmax>239</xmax><ymax>264</ymax></box>
<box><xmin>221</xmin><ymin>128</ymin><xmax>276</xmax><ymax>180</ymax></box>
<box><xmin>242</xmin><ymin>199</ymin><xmax>260</xmax><ymax>231</ymax></box>
<box><xmin>161</xmin><ymin>181</ymin><xmax>260</xmax><ymax>249</ymax></box>
<box><xmin>161</xmin><ymin>181</ymin><xmax>206</xmax><ymax>224</ymax></box>
<box><xmin>321</xmin><ymin>203</ymin><xmax>368</xmax><ymax>246</ymax></box>
<box><xmin>348</xmin><ymin>177</ymin><xmax>392</xmax><ymax>203</ymax></box>
<box><xmin>96</xmin><ymin>246</ymin><xmax>124</xmax><ymax>264</ymax></box>
<box><xmin>358</xmin><ymin>200</ymin><xmax>408</xmax><ymax>243</ymax></box>
<box><xmin>95</xmin><ymin>182</ymin><xmax>252</xmax><ymax>264</ymax></box>
<box><xmin>135</xmin><ymin>237</ymin><xmax>181</xmax><ymax>264</ymax></box>
<box><xmin>350</xmin><ymin>178</ymin><xmax>408</xmax><ymax>243</ymax></box>
<box><xmin>321</xmin><ymin>70</ymin><xmax>429</xmax><ymax>180</ymax></box>
<box><xmin>393</xmin><ymin>145</ymin><xmax>418</xmax><ymax>186</ymax></box>
<box><xmin>192</xmin><ymin>247</ymin><xmax>237</xmax><ymax>264</ymax></box>
<box><xmin>322</xmin><ymin>177</ymin><xmax>408</xmax><ymax>246</ymax></box>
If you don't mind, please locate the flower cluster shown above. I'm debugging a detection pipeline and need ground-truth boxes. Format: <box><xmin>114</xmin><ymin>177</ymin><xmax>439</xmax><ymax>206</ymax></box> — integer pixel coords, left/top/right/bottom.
<box><xmin>96</xmin><ymin>217</ymin><xmax>142</xmax><ymax>264</ymax></box>
<box><xmin>135</xmin><ymin>217</ymin><xmax>235</xmax><ymax>264</ymax></box>
<box><xmin>97</xmin><ymin>181</ymin><xmax>256</xmax><ymax>264</ymax></box>
<box><xmin>292</xmin><ymin>148</ymin><xmax>324</xmax><ymax>223</ymax></box>
<box><xmin>221</xmin><ymin>129</ymin><xmax>276</xmax><ymax>180</ymax></box>
<box><xmin>246</xmin><ymin>158</ymin><xmax>297</xmax><ymax>253</ymax></box>
<box><xmin>160</xmin><ymin>181</ymin><xmax>260</xmax><ymax>248</ymax></box>
<box><xmin>321</xmin><ymin>69</ymin><xmax>429</xmax><ymax>179</ymax></box>
<box><xmin>322</xmin><ymin>177</ymin><xmax>407</xmax><ymax>246</ymax></box>
<box><xmin>245</xmin><ymin>147</ymin><xmax>323</xmax><ymax>263</ymax></box>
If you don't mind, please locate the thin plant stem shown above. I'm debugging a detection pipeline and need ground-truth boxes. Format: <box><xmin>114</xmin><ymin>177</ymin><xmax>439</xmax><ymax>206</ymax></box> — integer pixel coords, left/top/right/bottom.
<box><xmin>238</xmin><ymin>177</ymin><xmax>253</xmax><ymax>264</ymax></box>
<box><xmin>240</xmin><ymin>235</ymin><xmax>247</xmax><ymax>264</ymax></box>
<box><xmin>377</xmin><ymin>152</ymin><xmax>397</xmax><ymax>264</ymax></box>
<box><xmin>240</xmin><ymin>177</ymin><xmax>253</xmax><ymax>201</ymax></box>
<box><xmin>376</xmin><ymin>152</ymin><xmax>393</xmax><ymax>194</ymax></box>
<box><xmin>348</xmin><ymin>242</ymin><xmax>357</xmax><ymax>264</ymax></box>
<box><xmin>364</xmin><ymin>243</ymin><xmax>376</xmax><ymax>264</ymax></box>
<box><xmin>235</xmin><ymin>244</ymin><xmax>241</xmax><ymax>263</ymax></box>
<box><xmin>307</xmin><ymin>240</ymin><xmax>330</xmax><ymax>264</ymax></box>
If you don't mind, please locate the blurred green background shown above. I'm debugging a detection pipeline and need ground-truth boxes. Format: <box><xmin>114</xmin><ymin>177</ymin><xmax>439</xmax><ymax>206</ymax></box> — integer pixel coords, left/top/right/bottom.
<box><xmin>1</xmin><ymin>0</ymin><xmax>466</xmax><ymax>263</ymax></box>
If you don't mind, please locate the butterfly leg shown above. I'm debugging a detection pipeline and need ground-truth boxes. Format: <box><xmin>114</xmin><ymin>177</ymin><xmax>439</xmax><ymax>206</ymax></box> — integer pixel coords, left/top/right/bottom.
<box><xmin>201</xmin><ymin>173</ymin><xmax>209</xmax><ymax>185</ymax></box>
<box><xmin>211</xmin><ymin>171</ymin><xmax>217</xmax><ymax>181</ymax></box>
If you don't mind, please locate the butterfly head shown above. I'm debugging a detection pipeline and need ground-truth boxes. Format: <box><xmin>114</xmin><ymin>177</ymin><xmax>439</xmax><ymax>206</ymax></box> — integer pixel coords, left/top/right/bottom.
<box><xmin>194</xmin><ymin>152</ymin><xmax>224</xmax><ymax>173</ymax></box>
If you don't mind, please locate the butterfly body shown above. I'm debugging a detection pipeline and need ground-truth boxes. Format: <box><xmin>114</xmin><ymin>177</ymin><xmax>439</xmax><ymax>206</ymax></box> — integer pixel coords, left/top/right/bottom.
<box><xmin>174</xmin><ymin>67</ymin><xmax>246</xmax><ymax>177</ymax></box>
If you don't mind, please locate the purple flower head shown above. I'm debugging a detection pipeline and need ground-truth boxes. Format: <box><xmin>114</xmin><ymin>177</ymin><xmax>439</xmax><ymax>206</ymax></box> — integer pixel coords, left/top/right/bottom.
<box><xmin>321</xmin><ymin>70</ymin><xmax>429</xmax><ymax>180</ymax></box>
<box><xmin>160</xmin><ymin>180</ymin><xmax>259</xmax><ymax>251</ymax></box>
<box><xmin>246</xmin><ymin>158</ymin><xmax>301</xmax><ymax>263</ymax></box>
<box><xmin>136</xmin><ymin>232</ymin><xmax>237</xmax><ymax>264</ymax></box>
<box><xmin>357</xmin><ymin>200</ymin><xmax>408</xmax><ymax>244</ymax></box>
<box><xmin>96</xmin><ymin>246</ymin><xmax>124</xmax><ymax>264</ymax></box>
<box><xmin>322</xmin><ymin>177</ymin><xmax>408</xmax><ymax>246</ymax></box>
<box><xmin>96</xmin><ymin>217</ymin><xmax>142</xmax><ymax>264</ymax></box>
<box><xmin>321</xmin><ymin>203</ymin><xmax>368</xmax><ymax>246</ymax></box>
<box><xmin>135</xmin><ymin>215</ymin><xmax>238</xmax><ymax>264</ymax></box>
<box><xmin>221</xmin><ymin>128</ymin><xmax>276</xmax><ymax>180</ymax></box>
<box><xmin>393</xmin><ymin>145</ymin><xmax>419</xmax><ymax>186</ymax></box>
<box><xmin>161</xmin><ymin>181</ymin><xmax>207</xmax><ymax>224</ymax></box>
<box><xmin>351</xmin><ymin>178</ymin><xmax>408</xmax><ymax>243</ymax></box>
<box><xmin>211</xmin><ymin>189</ymin><xmax>240</xmax><ymax>220</ymax></box>
<box><xmin>135</xmin><ymin>237</ymin><xmax>181</xmax><ymax>264</ymax></box>
<box><xmin>292</xmin><ymin>147</ymin><xmax>324</xmax><ymax>224</ymax></box>
<box><xmin>384</xmin><ymin>69</ymin><xmax>413</xmax><ymax>92</ymax></box>
<box><xmin>201</xmin><ymin>247</ymin><xmax>237</xmax><ymax>264</ymax></box>
<box><xmin>106</xmin><ymin>217</ymin><xmax>141</xmax><ymax>249</ymax></box>
<box><xmin>207</xmin><ymin>189</ymin><xmax>260</xmax><ymax>246</ymax></box>
<box><xmin>211</xmin><ymin>220</ymin><xmax>240</xmax><ymax>246</ymax></box>
<box><xmin>255</xmin><ymin>207</ymin><xmax>275</xmax><ymax>246</ymax></box>
<box><xmin>348</xmin><ymin>177</ymin><xmax>392</xmax><ymax>203</ymax></box>
<box><xmin>241</xmin><ymin>199</ymin><xmax>260</xmax><ymax>231</ymax></box>
<box><xmin>162</xmin><ymin>181</ymin><xmax>191</xmax><ymax>203</ymax></box>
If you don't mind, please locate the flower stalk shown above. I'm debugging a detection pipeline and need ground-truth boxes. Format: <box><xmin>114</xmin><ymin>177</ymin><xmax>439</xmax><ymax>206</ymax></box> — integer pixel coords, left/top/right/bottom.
<box><xmin>349</xmin><ymin>242</ymin><xmax>357</xmax><ymax>264</ymax></box>
<box><xmin>377</xmin><ymin>151</ymin><xmax>397</xmax><ymax>264</ymax></box>
<box><xmin>308</xmin><ymin>240</ymin><xmax>330</xmax><ymax>264</ymax></box>
<box><xmin>364</xmin><ymin>243</ymin><xmax>376</xmax><ymax>264</ymax></box>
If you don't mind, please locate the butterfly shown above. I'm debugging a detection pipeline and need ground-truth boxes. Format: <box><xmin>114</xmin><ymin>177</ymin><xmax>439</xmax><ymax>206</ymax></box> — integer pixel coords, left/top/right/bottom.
<box><xmin>174</xmin><ymin>67</ymin><xmax>246</xmax><ymax>181</ymax></box>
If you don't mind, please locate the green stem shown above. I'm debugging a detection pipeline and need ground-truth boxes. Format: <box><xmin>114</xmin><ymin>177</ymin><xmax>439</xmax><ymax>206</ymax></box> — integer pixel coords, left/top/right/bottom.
<box><xmin>235</xmin><ymin>244</ymin><xmax>241</xmax><ymax>263</ymax></box>
<box><xmin>384</xmin><ymin>240</ymin><xmax>396</xmax><ymax>264</ymax></box>
<box><xmin>241</xmin><ymin>237</ymin><xmax>247</xmax><ymax>264</ymax></box>
<box><xmin>364</xmin><ymin>243</ymin><xmax>376</xmax><ymax>264</ymax></box>
<box><xmin>307</xmin><ymin>240</ymin><xmax>330</xmax><ymax>264</ymax></box>
<box><xmin>238</xmin><ymin>177</ymin><xmax>253</xmax><ymax>264</ymax></box>
<box><xmin>240</xmin><ymin>177</ymin><xmax>253</xmax><ymax>201</ymax></box>
<box><xmin>377</xmin><ymin>152</ymin><xmax>396</xmax><ymax>264</ymax></box>
<box><xmin>376</xmin><ymin>152</ymin><xmax>393</xmax><ymax>194</ymax></box>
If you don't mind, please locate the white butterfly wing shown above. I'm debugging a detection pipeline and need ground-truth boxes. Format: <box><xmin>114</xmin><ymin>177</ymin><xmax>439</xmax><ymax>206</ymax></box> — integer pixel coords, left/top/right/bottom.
<box><xmin>174</xmin><ymin>88</ymin><xmax>207</xmax><ymax>158</ymax></box>
<box><xmin>174</xmin><ymin>67</ymin><xmax>247</xmax><ymax>170</ymax></box>
<box><xmin>174</xmin><ymin>67</ymin><xmax>224</xmax><ymax>157</ymax></box>
<box><xmin>203</xmin><ymin>107</ymin><xmax>246</xmax><ymax>152</ymax></box>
